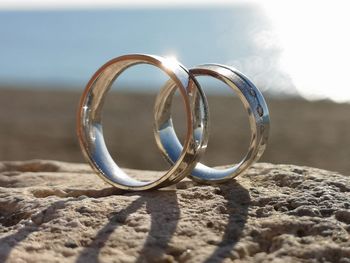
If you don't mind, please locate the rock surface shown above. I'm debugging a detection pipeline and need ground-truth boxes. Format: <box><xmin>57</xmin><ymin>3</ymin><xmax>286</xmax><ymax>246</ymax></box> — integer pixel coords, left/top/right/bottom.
<box><xmin>0</xmin><ymin>160</ymin><xmax>349</xmax><ymax>263</ymax></box>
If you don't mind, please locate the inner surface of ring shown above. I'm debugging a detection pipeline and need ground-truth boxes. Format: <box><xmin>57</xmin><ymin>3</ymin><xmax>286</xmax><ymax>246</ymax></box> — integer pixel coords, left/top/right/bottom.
<box><xmin>79</xmin><ymin>55</ymin><xmax>206</xmax><ymax>188</ymax></box>
<box><xmin>154</xmin><ymin>64</ymin><xmax>269</xmax><ymax>181</ymax></box>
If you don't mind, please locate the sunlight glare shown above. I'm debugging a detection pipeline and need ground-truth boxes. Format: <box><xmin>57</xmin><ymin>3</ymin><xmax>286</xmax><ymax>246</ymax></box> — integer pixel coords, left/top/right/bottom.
<box><xmin>162</xmin><ymin>56</ymin><xmax>180</xmax><ymax>72</ymax></box>
<box><xmin>261</xmin><ymin>0</ymin><xmax>350</xmax><ymax>103</ymax></box>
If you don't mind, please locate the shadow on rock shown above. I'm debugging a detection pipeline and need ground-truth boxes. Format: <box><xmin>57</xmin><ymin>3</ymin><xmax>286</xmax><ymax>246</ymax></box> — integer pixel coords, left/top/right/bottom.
<box><xmin>76</xmin><ymin>190</ymin><xmax>179</xmax><ymax>263</ymax></box>
<box><xmin>76</xmin><ymin>181</ymin><xmax>250</xmax><ymax>262</ymax></box>
<box><xmin>0</xmin><ymin>199</ymin><xmax>70</xmax><ymax>262</ymax></box>
<box><xmin>204</xmin><ymin>181</ymin><xmax>250</xmax><ymax>263</ymax></box>
<box><xmin>0</xmin><ymin>179</ymin><xmax>249</xmax><ymax>263</ymax></box>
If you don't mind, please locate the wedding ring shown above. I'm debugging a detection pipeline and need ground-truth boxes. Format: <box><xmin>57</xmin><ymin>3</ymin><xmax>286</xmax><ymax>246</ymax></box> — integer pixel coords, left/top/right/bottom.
<box><xmin>77</xmin><ymin>54</ymin><xmax>208</xmax><ymax>190</ymax></box>
<box><xmin>154</xmin><ymin>64</ymin><xmax>270</xmax><ymax>183</ymax></box>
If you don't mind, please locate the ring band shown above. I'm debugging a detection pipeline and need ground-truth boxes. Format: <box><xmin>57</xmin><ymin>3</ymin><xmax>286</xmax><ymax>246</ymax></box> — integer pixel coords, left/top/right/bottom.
<box><xmin>77</xmin><ymin>54</ymin><xmax>208</xmax><ymax>190</ymax></box>
<box><xmin>154</xmin><ymin>64</ymin><xmax>270</xmax><ymax>183</ymax></box>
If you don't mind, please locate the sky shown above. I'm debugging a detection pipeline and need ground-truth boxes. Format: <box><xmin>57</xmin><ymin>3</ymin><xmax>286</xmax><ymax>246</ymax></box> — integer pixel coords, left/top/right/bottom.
<box><xmin>0</xmin><ymin>0</ymin><xmax>241</xmax><ymax>9</ymax></box>
<box><xmin>1</xmin><ymin>0</ymin><xmax>350</xmax><ymax>103</ymax></box>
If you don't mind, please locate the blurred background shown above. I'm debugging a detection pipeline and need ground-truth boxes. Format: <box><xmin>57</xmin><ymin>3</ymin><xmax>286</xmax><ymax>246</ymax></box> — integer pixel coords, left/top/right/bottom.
<box><xmin>0</xmin><ymin>0</ymin><xmax>349</xmax><ymax>175</ymax></box>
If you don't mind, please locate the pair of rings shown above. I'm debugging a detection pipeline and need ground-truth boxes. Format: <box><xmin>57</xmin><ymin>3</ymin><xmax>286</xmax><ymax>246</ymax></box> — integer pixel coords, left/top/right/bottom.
<box><xmin>77</xmin><ymin>54</ymin><xmax>269</xmax><ymax>191</ymax></box>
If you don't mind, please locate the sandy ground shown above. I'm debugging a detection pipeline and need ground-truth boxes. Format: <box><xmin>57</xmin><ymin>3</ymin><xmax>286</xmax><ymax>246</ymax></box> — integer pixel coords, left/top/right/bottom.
<box><xmin>0</xmin><ymin>88</ymin><xmax>349</xmax><ymax>175</ymax></box>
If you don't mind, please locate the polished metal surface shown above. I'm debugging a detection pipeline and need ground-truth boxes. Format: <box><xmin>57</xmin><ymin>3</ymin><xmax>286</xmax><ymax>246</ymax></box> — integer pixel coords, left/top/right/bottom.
<box><xmin>77</xmin><ymin>54</ymin><xmax>208</xmax><ymax>190</ymax></box>
<box><xmin>154</xmin><ymin>64</ymin><xmax>270</xmax><ymax>183</ymax></box>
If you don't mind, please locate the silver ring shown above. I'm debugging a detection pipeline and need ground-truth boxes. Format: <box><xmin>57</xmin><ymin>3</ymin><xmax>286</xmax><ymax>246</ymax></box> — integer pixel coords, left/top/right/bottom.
<box><xmin>77</xmin><ymin>54</ymin><xmax>208</xmax><ymax>190</ymax></box>
<box><xmin>154</xmin><ymin>64</ymin><xmax>270</xmax><ymax>183</ymax></box>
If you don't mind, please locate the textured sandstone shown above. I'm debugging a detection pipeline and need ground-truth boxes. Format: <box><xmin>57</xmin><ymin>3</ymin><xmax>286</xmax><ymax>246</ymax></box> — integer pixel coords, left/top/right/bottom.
<box><xmin>0</xmin><ymin>160</ymin><xmax>349</xmax><ymax>263</ymax></box>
